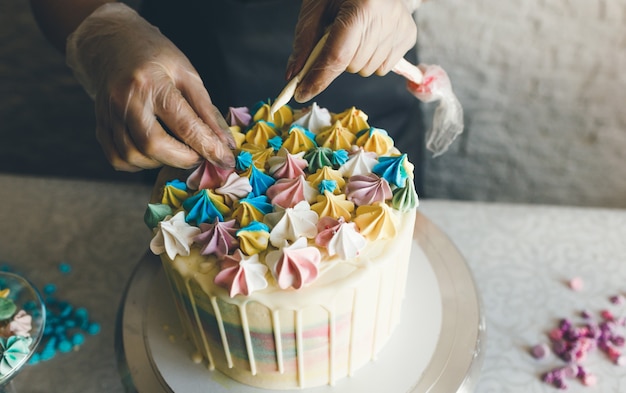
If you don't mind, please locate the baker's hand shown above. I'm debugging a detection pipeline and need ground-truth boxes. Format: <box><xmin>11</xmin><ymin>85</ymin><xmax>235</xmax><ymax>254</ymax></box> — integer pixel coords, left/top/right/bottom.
<box><xmin>286</xmin><ymin>0</ymin><xmax>418</xmax><ymax>103</ymax></box>
<box><xmin>66</xmin><ymin>3</ymin><xmax>235</xmax><ymax>172</ymax></box>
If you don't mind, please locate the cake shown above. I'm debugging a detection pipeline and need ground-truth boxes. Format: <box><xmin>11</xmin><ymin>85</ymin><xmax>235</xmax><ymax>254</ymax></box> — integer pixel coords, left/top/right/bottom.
<box><xmin>145</xmin><ymin>100</ymin><xmax>419</xmax><ymax>390</ymax></box>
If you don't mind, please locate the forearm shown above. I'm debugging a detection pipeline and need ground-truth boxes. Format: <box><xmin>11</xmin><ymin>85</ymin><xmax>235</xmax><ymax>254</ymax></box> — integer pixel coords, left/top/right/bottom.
<box><xmin>29</xmin><ymin>0</ymin><xmax>114</xmax><ymax>53</ymax></box>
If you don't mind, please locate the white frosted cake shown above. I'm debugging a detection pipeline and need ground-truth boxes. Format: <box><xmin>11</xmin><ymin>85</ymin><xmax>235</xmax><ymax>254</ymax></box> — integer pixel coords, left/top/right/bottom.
<box><xmin>145</xmin><ymin>101</ymin><xmax>419</xmax><ymax>390</ymax></box>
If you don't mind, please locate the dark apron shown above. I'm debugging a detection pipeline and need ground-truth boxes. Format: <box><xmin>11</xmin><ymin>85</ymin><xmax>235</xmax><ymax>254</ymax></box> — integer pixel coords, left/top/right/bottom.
<box><xmin>140</xmin><ymin>0</ymin><xmax>424</xmax><ymax>193</ymax></box>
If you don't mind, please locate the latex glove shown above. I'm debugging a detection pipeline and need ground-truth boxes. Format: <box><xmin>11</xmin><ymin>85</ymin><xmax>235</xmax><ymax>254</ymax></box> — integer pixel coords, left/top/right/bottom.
<box><xmin>66</xmin><ymin>3</ymin><xmax>235</xmax><ymax>172</ymax></box>
<box><xmin>286</xmin><ymin>0</ymin><xmax>418</xmax><ymax>103</ymax></box>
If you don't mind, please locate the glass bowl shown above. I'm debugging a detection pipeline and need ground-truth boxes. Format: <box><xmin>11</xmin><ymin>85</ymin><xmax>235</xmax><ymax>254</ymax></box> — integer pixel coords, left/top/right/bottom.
<box><xmin>0</xmin><ymin>272</ymin><xmax>46</xmax><ymax>390</ymax></box>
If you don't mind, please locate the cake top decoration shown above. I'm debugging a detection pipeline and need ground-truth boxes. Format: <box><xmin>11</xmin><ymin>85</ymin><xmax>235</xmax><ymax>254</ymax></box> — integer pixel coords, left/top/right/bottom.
<box><xmin>195</xmin><ymin>218</ymin><xmax>239</xmax><ymax>258</ymax></box>
<box><xmin>214</xmin><ymin>250</ymin><xmax>269</xmax><ymax>297</ymax></box>
<box><xmin>147</xmin><ymin>102</ymin><xmax>419</xmax><ymax>297</ymax></box>
<box><xmin>265</xmin><ymin>237</ymin><xmax>321</xmax><ymax>290</ymax></box>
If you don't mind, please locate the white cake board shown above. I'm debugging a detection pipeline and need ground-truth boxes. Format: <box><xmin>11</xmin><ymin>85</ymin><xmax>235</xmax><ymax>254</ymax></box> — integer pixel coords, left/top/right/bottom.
<box><xmin>116</xmin><ymin>212</ymin><xmax>485</xmax><ymax>393</ymax></box>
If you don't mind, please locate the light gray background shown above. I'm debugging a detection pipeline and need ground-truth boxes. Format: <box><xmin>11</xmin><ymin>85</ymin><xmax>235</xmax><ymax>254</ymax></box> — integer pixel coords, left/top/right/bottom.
<box><xmin>2</xmin><ymin>0</ymin><xmax>624</xmax><ymax>206</ymax></box>
<box><xmin>417</xmin><ymin>0</ymin><xmax>626</xmax><ymax>207</ymax></box>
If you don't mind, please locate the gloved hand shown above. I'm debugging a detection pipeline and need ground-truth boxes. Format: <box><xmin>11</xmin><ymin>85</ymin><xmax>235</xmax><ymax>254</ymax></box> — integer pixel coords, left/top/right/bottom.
<box><xmin>66</xmin><ymin>3</ymin><xmax>235</xmax><ymax>172</ymax></box>
<box><xmin>286</xmin><ymin>0</ymin><xmax>419</xmax><ymax>103</ymax></box>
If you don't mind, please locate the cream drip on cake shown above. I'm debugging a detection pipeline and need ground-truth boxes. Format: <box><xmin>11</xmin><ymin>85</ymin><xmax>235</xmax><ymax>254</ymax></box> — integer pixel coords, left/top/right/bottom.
<box><xmin>146</xmin><ymin>100</ymin><xmax>419</xmax><ymax>390</ymax></box>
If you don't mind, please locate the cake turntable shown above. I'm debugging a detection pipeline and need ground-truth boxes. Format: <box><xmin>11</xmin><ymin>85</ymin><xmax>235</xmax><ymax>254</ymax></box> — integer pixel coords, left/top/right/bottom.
<box><xmin>116</xmin><ymin>212</ymin><xmax>485</xmax><ymax>392</ymax></box>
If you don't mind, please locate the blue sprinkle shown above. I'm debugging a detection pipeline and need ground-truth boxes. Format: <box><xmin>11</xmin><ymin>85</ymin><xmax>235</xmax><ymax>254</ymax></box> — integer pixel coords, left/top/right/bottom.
<box><xmin>0</xmin><ymin>264</ymin><xmax>12</xmax><ymax>272</ymax></box>
<box><xmin>58</xmin><ymin>262</ymin><xmax>72</xmax><ymax>274</ymax></box>
<box><xmin>40</xmin><ymin>348</ymin><xmax>56</xmax><ymax>361</ymax></box>
<box><xmin>43</xmin><ymin>283</ymin><xmax>57</xmax><ymax>295</ymax></box>
<box><xmin>58</xmin><ymin>340</ymin><xmax>72</xmax><ymax>353</ymax></box>
<box><xmin>74</xmin><ymin>307</ymin><xmax>88</xmax><ymax>320</ymax></box>
<box><xmin>0</xmin><ymin>264</ymin><xmax>101</xmax><ymax>363</ymax></box>
<box><xmin>72</xmin><ymin>333</ymin><xmax>85</xmax><ymax>346</ymax></box>
<box><xmin>45</xmin><ymin>336</ymin><xmax>57</xmax><ymax>350</ymax></box>
<box><xmin>23</xmin><ymin>300</ymin><xmax>36</xmax><ymax>311</ymax></box>
<box><xmin>60</xmin><ymin>304</ymin><xmax>73</xmax><ymax>318</ymax></box>
<box><xmin>87</xmin><ymin>322</ymin><xmax>101</xmax><ymax>335</ymax></box>
<box><xmin>72</xmin><ymin>333</ymin><xmax>85</xmax><ymax>345</ymax></box>
<box><xmin>55</xmin><ymin>333</ymin><xmax>69</xmax><ymax>345</ymax></box>
<box><xmin>28</xmin><ymin>353</ymin><xmax>40</xmax><ymax>365</ymax></box>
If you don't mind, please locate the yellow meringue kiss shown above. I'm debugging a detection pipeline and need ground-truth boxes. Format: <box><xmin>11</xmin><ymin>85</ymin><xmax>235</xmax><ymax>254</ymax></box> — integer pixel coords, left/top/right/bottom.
<box><xmin>353</xmin><ymin>202</ymin><xmax>398</xmax><ymax>240</ymax></box>
<box><xmin>306</xmin><ymin>166</ymin><xmax>345</xmax><ymax>189</ymax></box>
<box><xmin>331</xmin><ymin>106</ymin><xmax>369</xmax><ymax>134</ymax></box>
<box><xmin>161</xmin><ymin>183</ymin><xmax>188</xmax><ymax>209</ymax></box>
<box><xmin>240</xmin><ymin>143</ymin><xmax>275</xmax><ymax>169</ymax></box>
<box><xmin>232</xmin><ymin>200</ymin><xmax>267</xmax><ymax>228</ymax></box>
<box><xmin>229</xmin><ymin>125</ymin><xmax>247</xmax><ymax>149</ymax></box>
<box><xmin>254</xmin><ymin>102</ymin><xmax>293</xmax><ymax>129</ymax></box>
<box><xmin>282</xmin><ymin>126</ymin><xmax>316</xmax><ymax>154</ymax></box>
<box><xmin>356</xmin><ymin>128</ymin><xmax>394</xmax><ymax>156</ymax></box>
<box><xmin>236</xmin><ymin>225</ymin><xmax>271</xmax><ymax>256</ymax></box>
<box><xmin>315</xmin><ymin>121</ymin><xmax>355</xmax><ymax>151</ymax></box>
<box><xmin>311</xmin><ymin>191</ymin><xmax>354</xmax><ymax>221</ymax></box>
<box><xmin>245</xmin><ymin>121</ymin><xmax>280</xmax><ymax>147</ymax></box>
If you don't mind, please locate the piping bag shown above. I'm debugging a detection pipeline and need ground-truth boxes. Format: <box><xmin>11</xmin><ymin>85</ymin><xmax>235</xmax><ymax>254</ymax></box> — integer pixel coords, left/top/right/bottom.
<box><xmin>270</xmin><ymin>33</ymin><xmax>464</xmax><ymax>157</ymax></box>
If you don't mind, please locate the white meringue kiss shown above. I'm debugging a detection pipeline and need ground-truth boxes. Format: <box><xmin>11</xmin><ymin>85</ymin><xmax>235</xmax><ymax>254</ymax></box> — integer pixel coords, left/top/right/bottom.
<box><xmin>150</xmin><ymin>211</ymin><xmax>201</xmax><ymax>259</ymax></box>
<box><xmin>264</xmin><ymin>201</ymin><xmax>319</xmax><ymax>248</ymax></box>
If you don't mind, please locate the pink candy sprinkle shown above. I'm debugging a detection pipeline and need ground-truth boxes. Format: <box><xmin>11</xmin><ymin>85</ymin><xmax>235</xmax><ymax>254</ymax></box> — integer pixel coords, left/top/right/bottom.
<box><xmin>561</xmin><ymin>364</ymin><xmax>578</xmax><ymax>378</ymax></box>
<box><xmin>549</xmin><ymin>328</ymin><xmax>563</xmax><ymax>341</ymax></box>
<box><xmin>531</xmin><ymin>343</ymin><xmax>550</xmax><ymax>359</ymax></box>
<box><xmin>533</xmin><ymin>276</ymin><xmax>626</xmax><ymax>389</ymax></box>
<box><xmin>601</xmin><ymin>309</ymin><xmax>615</xmax><ymax>322</ymax></box>
<box><xmin>610</xmin><ymin>295</ymin><xmax>624</xmax><ymax>305</ymax></box>
<box><xmin>582</xmin><ymin>373</ymin><xmax>597</xmax><ymax>386</ymax></box>
<box><xmin>569</xmin><ymin>277</ymin><xmax>584</xmax><ymax>291</ymax></box>
<box><xmin>606</xmin><ymin>346</ymin><xmax>621</xmax><ymax>362</ymax></box>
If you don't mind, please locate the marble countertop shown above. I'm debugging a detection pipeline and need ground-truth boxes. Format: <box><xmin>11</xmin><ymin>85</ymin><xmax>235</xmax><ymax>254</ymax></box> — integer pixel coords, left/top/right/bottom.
<box><xmin>2</xmin><ymin>173</ymin><xmax>626</xmax><ymax>392</ymax></box>
<box><xmin>419</xmin><ymin>201</ymin><xmax>626</xmax><ymax>392</ymax></box>
<box><xmin>0</xmin><ymin>174</ymin><xmax>153</xmax><ymax>393</ymax></box>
